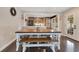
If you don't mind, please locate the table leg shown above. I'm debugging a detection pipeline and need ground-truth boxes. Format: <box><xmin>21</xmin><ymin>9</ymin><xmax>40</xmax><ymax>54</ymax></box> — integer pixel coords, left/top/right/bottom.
<box><xmin>50</xmin><ymin>35</ymin><xmax>56</xmax><ymax>52</ymax></box>
<box><xmin>50</xmin><ymin>44</ymin><xmax>55</xmax><ymax>52</ymax></box>
<box><xmin>16</xmin><ymin>34</ymin><xmax>20</xmax><ymax>51</ymax></box>
<box><xmin>58</xmin><ymin>34</ymin><xmax>61</xmax><ymax>50</ymax></box>
<box><xmin>22</xmin><ymin>42</ymin><xmax>26</xmax><ymax>52</ymax></box>
<box><xmin>16</xmin><ymin>42</ymin><xmax>19</xmax><ymax>51</ymax></box>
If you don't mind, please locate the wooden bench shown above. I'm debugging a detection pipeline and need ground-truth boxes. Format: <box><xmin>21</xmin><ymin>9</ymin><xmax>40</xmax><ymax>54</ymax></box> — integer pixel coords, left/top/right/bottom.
<box><xmin>20</xmin><ymin>37</ymin><xmax>51</xmax><ymax>43</ymax></box>
<box><xmin>20</xmin><ymin>37</ymin><xmax>55</xmax><ymax>52</ymax></box>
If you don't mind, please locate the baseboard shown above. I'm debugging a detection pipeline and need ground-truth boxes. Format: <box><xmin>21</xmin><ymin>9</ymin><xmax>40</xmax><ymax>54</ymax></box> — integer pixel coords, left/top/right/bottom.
<box><xmin>63</xmin><ymin>35</ymin><xmax>79</xmax><ymax>42</ymax></box>
<box><xmin>0</xmin><ymin>38</ymin><xmax>16</xmax><ymax>51</ymax></box>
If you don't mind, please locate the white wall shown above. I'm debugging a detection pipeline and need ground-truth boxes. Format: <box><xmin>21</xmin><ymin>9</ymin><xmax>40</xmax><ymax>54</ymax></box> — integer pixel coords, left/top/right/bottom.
<box><xmin>0</xmin><ymin>7</ymin><xmax>21</xmax><ymax>51</ymax></box>
<box><xmin>61</xmin><ymin>8</ymin><xmax>79</xmax><ymax>41</ymax></box>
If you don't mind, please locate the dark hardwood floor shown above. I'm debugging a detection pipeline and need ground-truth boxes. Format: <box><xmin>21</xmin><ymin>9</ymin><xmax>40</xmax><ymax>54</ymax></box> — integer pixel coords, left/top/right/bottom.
<box><xmin>2</xmin><ymin>36</ymin><xmax>79</xmax><ymax>52</ymax></box>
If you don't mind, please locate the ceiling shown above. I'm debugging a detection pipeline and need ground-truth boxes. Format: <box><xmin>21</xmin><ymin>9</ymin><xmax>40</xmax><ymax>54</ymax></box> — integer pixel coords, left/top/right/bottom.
<box><xmin>19</xmin><ymin>7</ymin><xmax>72</xmax><ymax>17</ymax></box>
<box><xmin>19</xmin><ymin>7</ymin><xmax>71</xmax><ymax>13</ymax></box>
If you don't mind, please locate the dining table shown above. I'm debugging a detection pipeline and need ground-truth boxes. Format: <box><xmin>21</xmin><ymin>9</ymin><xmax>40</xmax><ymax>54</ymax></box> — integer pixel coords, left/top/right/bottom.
<box><xmin>15</xmin><ymin>28</ymin><xmax>61</xmax><ymax>52</ymax></box>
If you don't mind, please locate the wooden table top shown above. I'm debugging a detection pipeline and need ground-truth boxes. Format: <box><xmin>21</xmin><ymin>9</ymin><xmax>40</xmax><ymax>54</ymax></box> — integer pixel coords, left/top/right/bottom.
<box><xmin>15</xmin><ymin>28</ymin><xmax>61</xmax><ymax>33</ymax></box>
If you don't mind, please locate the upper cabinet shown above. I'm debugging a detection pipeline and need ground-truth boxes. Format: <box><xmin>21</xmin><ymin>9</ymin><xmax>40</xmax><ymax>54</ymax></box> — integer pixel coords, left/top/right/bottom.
<box><xmin>50</xmin><ymin>15</ymin><xmax>58</xmax><ymax>30</ymax></box>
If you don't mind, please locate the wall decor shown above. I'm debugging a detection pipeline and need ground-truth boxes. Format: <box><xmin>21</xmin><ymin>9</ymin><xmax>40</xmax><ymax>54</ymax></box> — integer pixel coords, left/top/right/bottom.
<box><xmin>10</xmin><ymin>7</ymin><xmax>16</xmax><ymax>16</ymax></box>
<box><xmin>67</xmin><ymin>15</ymin><xmax>74</xmax><ymax>35</ymax></box>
